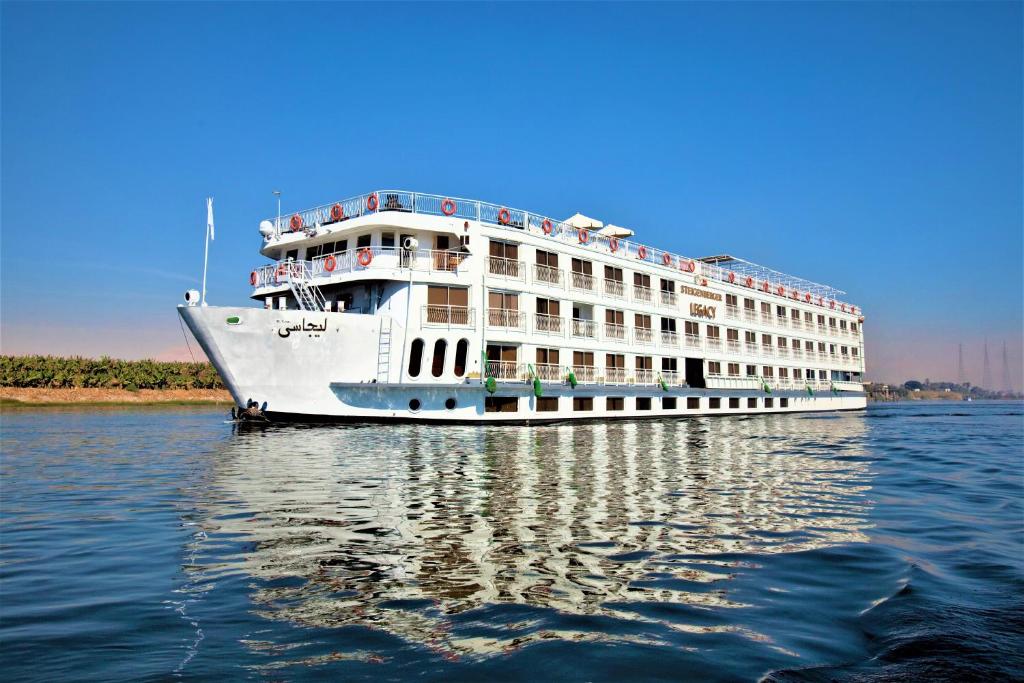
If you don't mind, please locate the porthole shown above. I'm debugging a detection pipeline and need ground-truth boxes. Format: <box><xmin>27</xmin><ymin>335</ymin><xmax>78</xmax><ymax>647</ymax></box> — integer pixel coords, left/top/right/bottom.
<box><xmin>445</xmin><ymin>397</ymin><xmax>457</xmax><ymax>410</ymax></box>
<box><xmin>408</xmin><ymin>398</ymin><xmax>421</xmax><ymax>412</ymax></box>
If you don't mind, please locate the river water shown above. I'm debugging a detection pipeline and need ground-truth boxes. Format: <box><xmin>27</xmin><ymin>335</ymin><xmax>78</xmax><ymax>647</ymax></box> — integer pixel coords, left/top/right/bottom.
<box><xmin>1</xmin><ymin>402</ymin><xmax>1021</xmax><ymax>681</ymax></box>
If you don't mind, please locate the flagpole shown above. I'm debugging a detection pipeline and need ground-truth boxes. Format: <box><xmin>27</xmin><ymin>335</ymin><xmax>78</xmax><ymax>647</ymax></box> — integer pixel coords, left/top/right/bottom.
<box><xmin>202</xmin><ymin>197</ymin><xmax>212</xmax><ymax>306</ymax></box>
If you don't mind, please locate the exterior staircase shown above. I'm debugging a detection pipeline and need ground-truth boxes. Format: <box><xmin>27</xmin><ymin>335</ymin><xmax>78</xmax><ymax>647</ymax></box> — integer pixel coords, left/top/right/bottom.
<box><xmin>284</xmin><ymin>262</ymin><xmax>326</xmax><ymax>312</ymax></box>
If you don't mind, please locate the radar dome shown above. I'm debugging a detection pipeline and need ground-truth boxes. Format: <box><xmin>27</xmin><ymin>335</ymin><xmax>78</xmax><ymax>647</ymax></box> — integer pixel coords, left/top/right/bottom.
<box><xmin>259</xmin><ymin>220</ymin><xmax>275</xmax><ymax>237</ymax></box>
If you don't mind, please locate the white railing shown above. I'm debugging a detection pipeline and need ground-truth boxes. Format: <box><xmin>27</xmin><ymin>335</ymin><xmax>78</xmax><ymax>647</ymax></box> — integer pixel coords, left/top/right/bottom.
<box><xmin>604</xmin><ymin>323</ymin><xmax>627</xmax><ymax>341</ymax></box>
<box><xmin>761</xmin><ymin>345</ymin><xmax>774</xmax><ymax>357</ymax></box>
<box><xmin>265</xmin><ymin>189</ymin><xmax>862</xmax><ymax>313</ymax></box>
<box><xmin>422</xmin><ymin>305</ymin><xmax>474</xmax><ymax>328</ymax></box>
<box><xmin>792</xmin><ymin>349</ymin><xmax>804</xmax><ymax>359</ymax></box>
<box><xmin>254</xmin><ymin>248</ymin><xmax>469</xmax><ymax>289</ymax></box>
<box><xmin>777</xmin><ymin>347</ymin><xmax>790</xmax><ymax>358</ymax></box>
<box><xmin>743</xmin><ymin>309</ymin><xmax>757</xmax><ymax>323</ymax></box>
<box><xmin>634</xmin><ymin>328</ymin><xmax>654</xmax><ymax>345</ymax></box>
<box><xmin>634</xmin><ymin>285</ymin><xmax>652</xmax><ymax>303</ymax></box>
<box><xmin>776</xmin><ymin>316</ymin><xmax>789</xmax><ymax>328</ymax></box>
<box><xmin>661</xmin><ymin>371</ymin><xmax>682</xmax><ymax>386</ymax></box>
<box><xmin>570</xmin><ymin>271</ymin><xmax>595</xmax><ymax>291</ymax></box>
<box><xmin>534</xmin><ymin>313</ymin><xmax>563</xmax><ymax>335</ymax></box>
<box><xmin>604</xmin><ymin>279</ymin><xmax>626</xmax><ymax>298</ymax></box>
<box><xmin>604</xmin><ymin>368</ymin><xmax>628</xmax><ymax>384</ymax></box>
<box><xmin>572</xmin><ymin>365</ymin><xmax>597</xmax><ymax>383</ymax></box>
<box><xmin>660</xmin><ymin>291</ymin><xmax>678</xmax><ymax>307</ymax></box>
<box><xmin>660</xmin><ymin>331</ymin><xmax>679</xmax><ymax>347</ymax></box>
<box><xmin>684</xmin><ymin>334</ymin><xmax>701</xmax><ymax>350</ymax></box>
<box><xmin>485</xmin><ymin>360</ymin><xmax>521</xmax><ymax>380</ymax></box>
<box><xmin>745</xmin><ymin>342</ymin><xmax>759</xmax><ymax>356</ymax></box>
<box><xmin>533</xmin><ymin>264</ymin><xmax>563</xmax><ymax>287</ymax></box>
<box><xmin>487</xmin><ymin>308</ymin><xmax>526</xmax><ymax>330</ymax></box>
<box><xmin>633</xmin><ymin>369</ymin><xmax>656</xmax><ymax>385</ymax></box>
<box><xmin>725</xmin><ymin>305</ymin><xmax>739</xmax><ymax>320</ymax></box>
<box><xmin>534</xmin><ymin>363</ymin><xmax>564</xmax><ymax>382</ymax></box>
<box><xmin>791</xmin><ymin>319</ymin><xmax>803</xmax><ymax>330</ymax></box>
<box><xmin>572</xmin><ymin>319</ymin><xmax>597</xmax><ymax>338</ymax></box>
<box><xmin>761</xmin><ymin>314</ymin><xmax>774</xmax><ymax>327</ymax></box>
<box><xmin>727</xmin><ymin>340</ymin><xmax>741</xmax><ymax>353</ymax></box>
<box><xmin>706</xmin><ymin>337</ymin><xmax>722</xmax><ymax>352</ymax></box>
<box><xmin>487</xmin><ymin>256</ymin><xmax>525</xmax><ymax>280</ymax></box>
<box><xmin>706</xmin><ymin>376</ymin><xmax>761</xmax><ymax>390</ymax></box>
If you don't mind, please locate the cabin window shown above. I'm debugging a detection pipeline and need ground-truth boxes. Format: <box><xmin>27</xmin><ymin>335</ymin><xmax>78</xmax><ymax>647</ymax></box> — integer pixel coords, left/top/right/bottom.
<box><xmin>745</xmin><ymin>331</ymin><xmax>757</xmax><ymax>344</ymax></box>
<box><xmin>663</xmin><ymin>397</ymin><xmax>677</xmax><ymax>410</ymax></box>
<box><xmin>426</xmin><ymin>286</ymin><xmax>470</xmax><ymax>324</ymax></box>
<box><xmin>806</xmin><ymin>341</ymin><xmax>814</xmax><ymax>351</ymax></box>
<box><xmin>661</xmin><ymin>318</ymin><xmax>677</xmax><ymax>333</ymax></box>
<box><xmin>454</xmin><ymin>339</ymin><xmax>469</xmax><ymax>377</ymax></box>
<box><xmin>729</xmin><ymin>397</ymin><xmax>740</xmax><ymax>409</ymax></box>
<box><xmin>765</xmin><ymin>398</ymin><xmax>774</xmax><ymax>408</ymax></box>
<box><xmin>744</xmin><ymin>298</ymin><xmax>755</xmax><ymax>310</ymax></box>
<box><xmin>780</xmin><ymin>398</ymin><xmax>789</xmax><ymax>408</ymax></box>
<box><xmin>747</xmin><ymin>397</ymin><xmax>758</xmax><ymax>409</ymax></box>
<box><xmin>687</xmin><ymin>397</ymin><xmax>700</xmax><ymax>409</ymax></box>
<box><xmin>805</xmin><ymin>311</ymin><xmax>813</xmax><ymax>323</ymax></box>
<box><xmin>604</xmin><ymin>265</ymin><xmax>623</xmax><ymax>282</ymax></box>
<box><xmin>710</xmin><ymin>397</ymin><xmax>721</xmax><ymax>409</ymax></box>
<box><xmin>662</xmin><ymin>357</ymin><xmax>678</xmax><ymax>373</ymax></box>
<box><xmin>762</xmin><ymin>334</ymin><xmax>772</xmax><ymax>346</ymax></box>
<box><xmin>637</xmin><ymin>397</ymin><xmax>652</xmax><ymax>410</ymax></box>
<box><xmin>707</xmin><ymin>325</ymin><xmax>720</xmax><ymax>339</ymax></box>
<box><xmin>536</xmin><ymin>297</ymin><xmax>560</xmax><ymax>316</ymax></box>
<box><xmin>708</xmin><ymin>361</ymin><xmax>721</xmax><ymax>375</ymax></box>
<box><xmin>727</xmin><ymin>328</ymin><xmax>739</xmax><ymax>341</ymax></box>
<box><xmin>791</xmin><ymin>308</ymin><xmax>800</xmax><ymax>319</ymax></box>
<box><xmin>408</xmin><ymin>339</ymin><xmax>425</xmax><ymax>377</ymax></box>
<box><xmin>763</xmin><ymin>366</ymin><xmax>774</xmax><ymax>377</ymax></box>
<box><xmin>431</xmin><ymin>339</ymin><xmax>447</xmax><ymax>377</ymax></box>
<box><xmin>573</xmin><ymin>397</ymin><xmax>594</xmax><ymax>412</ymax></box>
<box><xmin>634</xmin><ymin>272</ymin><xmax>651</xmax><ymax>288</ymax></box>
<box><xmin>726</xmin><ymin>294</ymin><xmax>738</xmax><ymax>307</ymax></box>
<box><xmin>776</xmin><ymin>305</ymin><xmax>786</xmax><ymax>318</ymax></box>
<box><xmin>571</xmin><ymin>258</ymin><xmax>592</xmax><ymax>275</ymax></box>
<box><xmin>485</xmin><ymin>397</ymin><xmax>519</xmax><ymax>413</ymax></box>
<box><xmin>746</xmin><ymin>365</ymin><xmax>757</xmax><ymax>376</ymax></box>
<box><xmin>356</xmin><ymin>234</ymin><xmax>372</xmax><ymax>248</ymax></box>
<box><xmin>794</xmin><ymin>369</ymin><xmax>803</xmax><ymax>380</ymax></box>
<box><xmin>635</xmin><ymin>313</ymin><xmax>652</xmax><ymax>329</ymax></box>
<box><xmin>607</xmin><ymin>397</ymin><xmax>624</xmax><ymax>411</ymax></box>
<box><xmin>660</xmin><ymin>278</ymin><xmax>675</xmax><ymax>293</ymax></box>
<box><xmin>636</xmin><ymin>356</ymin><xmax>653</xmax><ymax>370</ymax></box>
<box><xmin>489</xmin><ymin>240</ymin><xmax>519</xmax><ymax>259</ymax></box>
<box><xmin>286</xmin><ymin>249</ymin><xmax>298</xmax><ymax>261</ymax></box>
<box><xmin>761</xmin><ymin>302</ymin><xmax>771</xmax><ymax>315</ymax></box>
<box><xmin>382</xmin><ymin>233</ymin><xmax>396</xmax><ymax>248</ymax></box>
<box><xmin>536</xmin><ymin>249</ymin><xmax>558</xmax><ymax>267</ymax></box>
<box><xmin>537</xmin><ymin>397</ymin><xmax>559</xmax><ymax>412</ymax></box>
<box><xmin>728</xmin><ymin>363</ymin><xmax>740</xmax><ymax>376</ymax></box>
<box><xmin>684</xmin><ymin>321</ymin><xmax>699</xmax><ymax>336</ymax></box>
<box><xmin>536</xmin><ymin>347</ymin><xmax>560</xmax><ymax>365</ymax></box>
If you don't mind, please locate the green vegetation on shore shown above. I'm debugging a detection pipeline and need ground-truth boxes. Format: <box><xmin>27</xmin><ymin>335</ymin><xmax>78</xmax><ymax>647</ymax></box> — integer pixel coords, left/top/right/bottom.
<box><xmin>1</xmin><ymin>355</ymin><xmax>224</xmax><ymax>390</ymax></box>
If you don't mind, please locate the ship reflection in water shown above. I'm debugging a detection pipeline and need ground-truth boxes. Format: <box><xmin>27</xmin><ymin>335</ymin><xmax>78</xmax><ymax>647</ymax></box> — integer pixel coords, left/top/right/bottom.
<box><xmin>193</xmin><ymin>414</ymin><xmax>870</xmax><ymax>661</ymax></box>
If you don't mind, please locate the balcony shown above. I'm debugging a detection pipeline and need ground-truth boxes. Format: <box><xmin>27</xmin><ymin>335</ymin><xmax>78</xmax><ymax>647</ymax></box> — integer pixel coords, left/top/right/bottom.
<box><xmin>660</xmin><ymin>291</ymin><xmax>678</xmax><ymax>307</ymax></box>
<box><xmin>603</xmin><ymin>279</ymin><xmax>626</xmax><ymax>299</ymax></box>
<box><xmin>254</xmin><ymin>249</ymin><xmax>469</xmax><ymax>291</ymax></box>
<box><xmin>705</xmin><ymin>337</ymin><xmax>722</xmax><ymax>352</ymax></box>
<box><xmin>745</xmin><ymin>342</ymin><xmax>759</xmax><ymax>356</ymax></box>
<box><xmin>604</xmin><ymin>322</ymin><xmax>627</xmax><ymax>341</ymax></box>
<box><xmin>706</xmin><ymin>376</ymin><xmax>761</xmax><ymax>390</ymax></box>
<box><xmin>422</xmin><ymin>305</ymin><xmax>474</xmax><ymax>328</ymax></box>
<box><xmin>570</xmin><ymin>271</ymin><xmax>595</xmax><ymax>292</ymax></box>
<box><xmin>776</xmin><ymin>316</ymin><xmax>789</xmax><ymax>328</ymax></box>
<box><xmin>534</xmin><ymin>313</ymin><xmax>563</xmax><ymax>335</ymax></box>
<box><xmin>661</xmin><ymin>371</ymin><xmax>682</xmax><ymax>386</ymax></box>
<box><xmin>571</xmin><ymin>318</ymin><xmax>597</xmax><ymax>339</ymax></box>
<box><xmin>761</xmin><ymin>314</ymin><xmax>774</xmax><ymax>326</ymax></box>
<box><xmin>534</xmin><ymin>363</ymin><xmax>564</xmax><ymax>382</ymax></box>
<box><xmin>725</xmin><ymin>305</ymin><xmax>739</xmax><ymax>320</ymax></box>
<box><xmin>727</xmin><ymin>340</ymin><xmax>741</xmax><ymax>354</ymax></box>
<box><xmin>486</xmin><ymin>308</ymin><xmax>526</xmax><ymax>330</ymax></box>
<box><xmin>487</xmin><ymin>256</ymin><xmax>525</xmax><ymax>280</ymax></box>
<box><xmin>660</xmin><ymin>331</ymin><xmax>679</xmax><ymax>347</ymax></box>
<box><xmin>533</xmin><ymin>264</ymin><xmax>563</xmax><ymax>287</ymax></box>
<box><xmin>684</xmin><ymin>334</ymin><xmax>702</xmax><ymax>350</ymax></box>
<box><xmin>777</xmin><ymin>347</ymin><xmax>790</xmax><ymax>358</ymax></box>
<box><xmin>761</xmin><ymin>345</ymin><xmax>774</xmax><ymax>358</ymax></box>
<box><xmin>633</xmin><ymin>285</ymin><xmax>653</xmax><ymax>303</ymax></box>
<box><xmin>792</xmin><ymin>348</ymin><xmax>804</xmax><ymax>359</ymax></box>
<box><xmin>485</xmin><ymin>360</ymin><xmax>522</xmax><ymax>380</ymax></box>
<box><xmin>743</xmin><ymin>309</ymin><xmax>757</xmax><ymax>323</ymax></box>
<box><xmin>634</xmin><ymin>328</ymin><xmax>654</xmax><ymax>345</ymax></box>
<box><xmin>633</xmin><ymin>369</ymin><xmax>656</xmax><ymax>385</ymax></box>
<box><xmin>604</xmin><ymin>368</ymin><xmax>628</xmax><ymax>384</ymax></box>
<box><xmin>791</xmin><ymin>319</ymin><xmax>804</xmax><ymax>330</ymax></box>
<box><xmin>572</xmin><ymin>365</ymin><xmax>597</xmax><ymax>383</ymax></box>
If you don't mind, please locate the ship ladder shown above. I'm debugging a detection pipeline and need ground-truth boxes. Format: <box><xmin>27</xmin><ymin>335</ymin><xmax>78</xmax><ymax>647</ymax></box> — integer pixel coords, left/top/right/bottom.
<box><xmin>376</xmin><ymin>319</ymin><xmax>393</xmax><ymax>383</ymax></box>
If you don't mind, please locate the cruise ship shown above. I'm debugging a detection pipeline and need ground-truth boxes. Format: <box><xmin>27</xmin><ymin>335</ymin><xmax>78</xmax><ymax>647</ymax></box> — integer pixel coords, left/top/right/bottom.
<box><xmin>178</xmin><ymin>190</ymin><xmax>866</xmax><ymax>422</ymax></box>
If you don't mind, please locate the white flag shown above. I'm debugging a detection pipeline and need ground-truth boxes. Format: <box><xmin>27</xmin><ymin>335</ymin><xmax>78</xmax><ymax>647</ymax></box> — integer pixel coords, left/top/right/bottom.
<box><xmin>207</xmin><ymin>197</ymin><xmax>215</xmax><ymax>240</ymax></box>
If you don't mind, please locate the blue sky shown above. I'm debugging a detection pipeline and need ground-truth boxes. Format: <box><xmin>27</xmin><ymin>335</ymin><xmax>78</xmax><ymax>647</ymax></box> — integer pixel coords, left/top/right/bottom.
<box><xmin>2</xmin><ymin>1</ymin><xmax>1021</xmax><ymax>386</ymax></box>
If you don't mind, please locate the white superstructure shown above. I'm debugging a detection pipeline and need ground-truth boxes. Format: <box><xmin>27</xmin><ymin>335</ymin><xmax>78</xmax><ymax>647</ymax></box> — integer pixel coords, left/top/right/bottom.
<box><xmin>178</xmin><ymin>190</ymin><xmax>867</xmax><ymax>422</ymax></box>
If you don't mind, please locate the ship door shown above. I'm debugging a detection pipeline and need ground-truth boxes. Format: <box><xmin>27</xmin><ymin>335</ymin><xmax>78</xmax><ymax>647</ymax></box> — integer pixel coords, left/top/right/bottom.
<box><xmin>400</xmin><ymin>233</ymin><xmax>414</xmax><ymax>268</ymax></box>
<box><xmin>685</xmin><ymin>358</ymin><xmax>706</xmax><ymax>388</ymax></box>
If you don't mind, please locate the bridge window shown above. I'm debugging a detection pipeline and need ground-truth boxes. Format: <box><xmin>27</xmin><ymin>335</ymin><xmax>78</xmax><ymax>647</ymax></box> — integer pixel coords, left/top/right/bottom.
<box><xmin>454</xmin><ymin>339</ymin><xmax>469</xmax><ymax>377</ymax></box>
<box><xmin>408</xmin><ymin>339</ymin><xmax>424</xmax><ymax>378</ymax></box>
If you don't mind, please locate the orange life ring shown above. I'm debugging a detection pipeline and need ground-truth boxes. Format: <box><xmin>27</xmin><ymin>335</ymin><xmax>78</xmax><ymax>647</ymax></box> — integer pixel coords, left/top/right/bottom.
<box><xmin>745</xmin><ymin>276</ymin><xmax>754</xmax><ymax>287</ymax></box>
<box><xmin>776</xmin><ymin>285</ymin><xmax>785</xmax><ymax>296</ymax></box>
<box><xmin>542</xmin><ymin>219</ymin><xmax>553</xmax><ymax>235</ymax></box>
<box><xmin>357</xmin><ymin>248</ymin><xmax>373</xmax><ymax>267</ymax></box>
<box><xmin>637</xmin><ymin>245</ymin><xmax>647</xmax><ymax>260</ymax></box>
<box><xmin>498</xmin><ymin>208</ymin><xmax>511</xmax><ymax>225</ymax></box>
<box><xmin>791</xmin><ymin>289</ymin><xmax>799</xmax><ymax>299</ymax></box>
<box><xmin>818</xmin><ymin>296</ymin><xmax>824</xmax><ymax>306</ymax></box>
<box><xmin>841</xmin><ymin>303</ymin><xmax>847</xmax><ymax>312</ymax></box>
<box><xmin>250</xmin><ymin>271</ymin><xmax>258</xmax><ymax>286</ymax></box>
<box><xmin>275</xmin><ymin>263</ymin><xmax>286</xmax><ymax>283</ymax></box>
<box><xmin>578</xmin><ymin>228</ymin><xmax>589</xmax><ymax>244</ymax></box>
<box><xmin>330</xmin><ymin>203</ymin><xmax>344</xmax><ymax>221</ymax></box>
<box><xmin>324</xmin><ymin>254</ymin><xmax>337</xmax><ymax>272</ymax></box>
<box><xmin>366</xmin><ymin>193</ymin><xmax>378</xmax><ymax>211</ymax></box>
<box><xmin>441</xmin><ymin>198</ymin><xmax>457</xmax><ymax>216</ymax></box>
<box><xmin>289</xmin><ymin>214</ymin><xmax>303</xmax><ymax>231</ymax></box>
<box><xmin>728</xmin><ymin>272</ymin><xmax>736</xmax><ymax>284</ymax></box>
<box><xmin>662</xmin><ymin>253</ymin><xmax>672</xmax><ymax>266</ymax></box>
<box><xmin>852</xmin><ymin>307</ymin><xmax>858</xmax><ymax>315</ymax></box>
<box><xmin>829</xmin><ymin>300</ymin><xmax>836</xmax><ymax>309</ymax></box>
<box><xmin>686</xmin><ymin>260</ymin><xmax>696</xmax><ymax>273</ymax></box>
<box><xmin>804</xmin><ymin>293</ymin><xmax>812</xmax><ymax>303</ymax></box>
<box><xmin>609</xmin><ymin>237</ymin><xmax>619</xmax><ymax>252</ymax></box>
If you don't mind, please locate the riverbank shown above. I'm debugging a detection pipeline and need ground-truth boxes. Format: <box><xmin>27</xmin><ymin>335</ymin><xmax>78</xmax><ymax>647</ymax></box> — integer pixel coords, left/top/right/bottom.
<box><xmin>0</xmin><ymin>387</ymin><xmax>232</xmax><ymax>407</ymax></box>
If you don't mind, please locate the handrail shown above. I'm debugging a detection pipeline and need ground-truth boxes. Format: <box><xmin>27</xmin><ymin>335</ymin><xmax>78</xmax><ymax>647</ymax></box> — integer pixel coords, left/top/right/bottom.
<box><xmin>265</xmin><ymin>189</ymin><xmax>861</xmax><ymax>313</ymax></box>
<box><xmin>252</xmin><ymin>248</ymin><xmax>468</xmax><ymax>288</ymax></box>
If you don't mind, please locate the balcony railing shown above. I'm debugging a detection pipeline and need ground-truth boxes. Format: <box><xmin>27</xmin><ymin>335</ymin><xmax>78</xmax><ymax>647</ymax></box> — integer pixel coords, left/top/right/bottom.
<box><xmin>533</xmin><ymin>264</ymin><xmax>563</xmax><ymax>287</ymax></box>
<box><xmin>485</xmin><ymin>360</ymin><xmax>522</xmax><ymax>380</ymax></box>
<box><xmin>572</xmin><ymin>365</ymin><xmax>597</xmax><ymax>383</ymax></box>
<box><xmin>571</xmin><ymin>319</ymin><xmax>597</xmax><ymax>338</ymax></box>
<box><xmin>534</xmin><ymin>313</ymin><xmax>563</xmax><ymax>335</ymax></box>
<box><xmin>726</xmin><ymin>339</ymin><xmax>741</xmax><ymax>353</ymax></box>
<box><xmin>684</xmin><ymin>334</ymin><xmax>701</xmax><ymax>350</ymax></box>
<box><xmin>743</xmin><ymin>309</ymin><xmax>757</xmax><ymax>323</ymax></box>
<box><xmin>634</xmin><ymin>328</ymin><xmax>654</xmax><ymax>345</ymax></box>
<box><xmin>792</xmin><ymin>349</ymin><xmax>804</xmax><ymax>359</ymax></box>
<box><xmin>534</xmin><ymin>363</ymin><xmax>564</xmax><ymax>382</ymax></box>
<box><xmin>604</xmin><ymin>322</ymin><xmax>626</xmax><ymax>341</ymax></box>
<box><xmin>777</xmin><ymin>347</ymin><xmax>790</xmax><ymax>358</ymax></box>
<box><xmin>254</xmin><ymin>248</ymin><xmax>468</xmax><ymax>289</ymax></box>
<box><xmin>422</xmin><ymin>305</ymin><xmax>474</xmax><ymax>328</ymax></box>
<box><xmin>487</xmin><ymin>308</ymin><xmax>526</xmax><ymax>330</ymax></box>
<box><xmin>745</xmin><ymin>342</ymin><xmax>759</xmax><ymax>356</ymax></box>
<box><xmin>487</xmin><ymin>256</ymin><xmax>525</xmax><ymax>280</ymax></box>
<box><xmin>266</xmin><ymin>189</ymin><xmax>861</xmax><ymax>313</ymax></box>
<box><xmin>791</xmin><ymin>319</ymin><xmax>803</xmax><ymax>330</ymax></box>
<box><xmin>660</xmin><ymin>291</ymin><xmax>678</xmax><ymax>307</ymax></box>
<box><xmin>603</xmin><ymin>279</ymin><xmax>626</xmax><ymax>298</ymax></box>
<box><xmin>570</xmin><ymin>271</ymin><xmax>595</xmax><ymax>292</ymax></box>
<box><xmin>633</xmin><ymin>285</ymin><xmax>652</xmax><ymax>303</ymax></box>
<box><xmin>604</xmin><ymin>368</ymin><xmax>628</xmax><ymax>384</ymax></box>
<box><xmin>725</xmin><ymin>305</ymin><xmax>739</xmax><ymax>320</ymax></box>
<box><xmin>633</xmin><ymin>369</ymin><xmax>656</xmax><ymax>385</ymax></box>
<box><xmin>776</xmin><ymin>316</ymin><xmax>789</xmax><ymax>328</ymax></box>
<box><xmin>705</xmin><ymin>337</ymin><xmax>722</xmax><ymax>352</ymax></box>
<box><xmin>660</xmin><ymin>331</ymin><xmax>679</xmax><ymax>347</ymax></box>
<box><xmin>761</xmin><ymin>345</ymin><xmax>774</xmax><ymax>357</ymax></box>
<box><xmin>761</xmin><ymin>314</ymin><xmax>774</xmax><ymax>326</ymax></box>
<box><xmin>706</xmin><ymin>376</ymin><xmax>761</xmax><ymax>390</ymax></box>
<box><xmin>661</xmin><ymin>371</ymin><xmax>682</xmax><ymax>386</ymax></box>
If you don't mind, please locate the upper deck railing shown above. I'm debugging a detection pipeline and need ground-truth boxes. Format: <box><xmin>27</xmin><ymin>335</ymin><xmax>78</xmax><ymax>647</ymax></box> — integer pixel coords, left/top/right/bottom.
<box><xmin>266</xmin><ymin>190</ymin><xmax>861</xmax><ymax>314</ymax></box>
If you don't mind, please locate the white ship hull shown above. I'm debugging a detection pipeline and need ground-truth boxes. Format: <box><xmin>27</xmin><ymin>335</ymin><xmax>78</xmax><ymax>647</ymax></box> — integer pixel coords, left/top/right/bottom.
<box><xmin>179</xmin><ymin>305</ymin><xmax>866</xmax><ymax>423</ymax></box>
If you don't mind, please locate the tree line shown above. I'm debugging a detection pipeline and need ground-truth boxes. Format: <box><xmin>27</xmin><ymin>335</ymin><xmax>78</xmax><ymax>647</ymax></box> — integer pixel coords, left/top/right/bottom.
<box><xmin>0</xmin><ymin>355</ymin><xmax>224</xmax><ymax>390</ymax></box>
